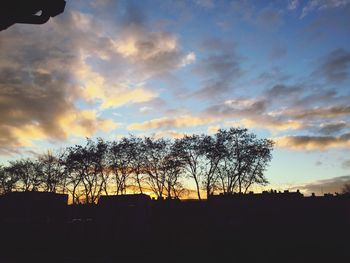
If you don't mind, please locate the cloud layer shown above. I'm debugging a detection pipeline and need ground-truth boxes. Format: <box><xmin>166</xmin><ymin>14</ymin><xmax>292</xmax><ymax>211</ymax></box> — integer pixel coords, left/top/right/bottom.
<box><xmin>0</xmin><ymin>2</ymin><xmax>196</xmax><ymax>155</ymax></box>
<box><xmin>292</xmin><ymin>175</ymin><xmax>350</xmax><ymax>195</ymax></box>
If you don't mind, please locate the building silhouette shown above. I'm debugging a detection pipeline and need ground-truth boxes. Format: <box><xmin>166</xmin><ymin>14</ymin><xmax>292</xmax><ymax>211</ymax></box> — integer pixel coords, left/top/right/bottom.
<box><xmin>0</xmin><ymin>190</ymin><xmax>349</xmax><ymax>262</ymax></box>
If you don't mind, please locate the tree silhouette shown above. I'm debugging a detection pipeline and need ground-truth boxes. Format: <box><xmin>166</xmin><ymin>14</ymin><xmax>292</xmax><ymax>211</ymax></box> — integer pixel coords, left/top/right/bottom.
<box><xmin>162</xmin><ymin>143</ymin><xmax>186</xmax><ymax>198</ymax></box>
<box><xmin>215</xmin><ymin>128</ymin><xmax>273</xmax><ymax>194</ymax></box>
<box><xmin>142</xmin><ymin>137</ymin><xmax>170</xmax><ymax>199</ymax></box>
<box><xmin>200</xmin><ymin>133</ymin><xmax>226</xmax><ymax>198</ymax></box>
<box><xmin>37</xmin><ymin>150</ymin><xmax>67</xmax><ymax>193</ymax></box>
<box><xmin>174</xmin><ymin>135</ymin><xmax>205</xmax><ymax>200</ymax></box>
<box><xmin>0</xmin><ymin>128</ymin><xmax>274</xmax><ymax>201</ymax></box>
<box><xmin>128</xmin><ymin>136</ymin><xmax>146</xmax><ymax>194</ymax></box>
<box><xmin>0</xmin><ymin>165</ymin><xmax>18</xmax><ymax>194</ymax></box>
<box><xmin>64</xmin><ymin>139</ymin><xmax>108</xmax><ymax>204</ymax></box>
<box><xmin>108</xmin><ymin>137</ymin><xmax>135</xmax><ymax>195</ymax></box>
<box><xmin>5</xmin><ymin>159</ymin><xmax>41</xmax><ymax>192</ymax></box>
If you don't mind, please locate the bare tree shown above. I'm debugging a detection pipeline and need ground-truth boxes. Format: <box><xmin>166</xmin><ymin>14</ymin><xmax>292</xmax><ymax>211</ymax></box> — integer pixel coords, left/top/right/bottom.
<box><xmin>108</xmin><ymin>137</ymin><xmax>135</xmax><ymax>195</ymax></box>
<box><xmin>215</xmin><ymin>128</ymin><xmax>274</xmax><ymax>194</ymax></box>
<box><xmin>6</xmin><ymin>159</ymin><xmax>42</xmax><ymax>192</ymax></box>
<box><xmin>0</xmin><ymin>128</ymin><xmax>274</xmax><ymax>201</ymax></box>
<box><xmin>64</xmin><ymin>138</ymin><xmax>108</xmax><ymax>204</ymax></box>
<box><xmin>200</xmin><ymin>134</ymin><xmax>226</xmax><ymax>198</ymax></box>
<box><xmin>0</xmin><ymin>165</ymin><xmax>18</xmax><ymax>194</ymax></box>
<box><xmin>37</xmin><ymin>150</ymin><xmax>67</xmax><ymax>193</ymax></box>
<box><xmin>143</xmin><ymin>137</ymin><xmax>170</xmax><ymax>198</ymax></box>
<box><xmin>174</xmin><ymin>135</ymin><xmax>204</xmax><ymax>200</ymax></box>
<box><xmin>241</xmin><ymin>138</ymin><xmax>273</xmax><ymax>193</ymax></box>
<box><xmin>64</xmin><ymin>145</ymin><xmax>85</xmax><ymax>204</ymax></box>
<box><xmin>128</xmin><ymin>135</ymin><xmax>146</xmax><ymax>194</ymax></box>
<box><xmin>162</xmin><ymin>145</ymin><xmax>186</xmax><ymax>199</ymax></box>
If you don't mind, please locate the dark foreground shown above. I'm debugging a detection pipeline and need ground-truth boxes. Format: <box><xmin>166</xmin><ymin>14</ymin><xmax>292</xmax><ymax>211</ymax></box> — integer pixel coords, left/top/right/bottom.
<box><xmin>1</xmin><ymin>192</ymin><xmax>349</xmax><ymax>263</ymax></box>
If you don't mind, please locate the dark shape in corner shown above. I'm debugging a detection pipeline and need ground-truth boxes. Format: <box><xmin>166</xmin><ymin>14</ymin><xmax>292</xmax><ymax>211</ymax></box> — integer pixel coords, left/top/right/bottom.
<box><xmin>0</xmin><ymin>0</ymin><xmax>66</xmax><ymax>31</ymax></box>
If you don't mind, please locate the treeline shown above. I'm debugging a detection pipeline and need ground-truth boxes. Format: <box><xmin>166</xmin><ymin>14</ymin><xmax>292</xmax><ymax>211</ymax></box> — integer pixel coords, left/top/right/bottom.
<box><xmin>0</xmin><ymin>128</ymin><xmax>274</xmax><ymax>203</ymax></box>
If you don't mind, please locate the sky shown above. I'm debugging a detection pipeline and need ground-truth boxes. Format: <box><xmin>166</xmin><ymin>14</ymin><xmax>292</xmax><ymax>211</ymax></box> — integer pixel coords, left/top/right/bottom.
<box><xmin>0</xmin><ymin>0</ymin><xmax>350</xmax><ymax>195</ymax></box>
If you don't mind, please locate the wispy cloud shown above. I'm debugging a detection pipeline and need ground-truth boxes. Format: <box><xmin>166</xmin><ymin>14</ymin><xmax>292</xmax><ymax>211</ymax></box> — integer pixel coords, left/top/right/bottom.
<box><xmin>288</xmin><ymin>0</ymin><xmax>300</xmax><ymax>10</ymax></box>
<box><xmin>313</xmin><ymin>48</ymin><xmax>350</xmax><ymax>83</ymax></box>
<box><xmin>276</xmin><ymin>133</ymin><xmax>350</xmax><ymax>150</ymax></box>
<box><xmin>291</xmin><ymin>175</ymin><xmax>350</xmax><ymax>195</ymax></box>
<box><xmin>193</xmin><ymin>0</ymin><xmax>214</xmax><ymax>9</ymax></box>
<box><xmin>301</xmin><ymin>0</ymin><xmax>350</xmax><ymax>18</ymax></box>
<box><xmin>318</xmin><ymin>121</ymin><xmax>348</xmax><ymax>135</ymax></box>
<box><xmin>257</xmin><ymin>8</ymin><xmax>283</xmax><ymax>29</ymax></box>
<box><xmin>204</xmin><ymin>97</ymin><xmax>304</xmax><ymax>131</ymax></box>
<box><xmin>128</xmin><ymin>115</ymin><xmax>215</xmax><ymax>131</ymax></box>
<box><xmin>153</xmin><ymin>130</ymin><xmax>187</xmax><ymax>139</ymax></box>
<box><xmin>190</xmin><ymin>39</ymin><xmax>242</xmax><ymax>100</ymax></box>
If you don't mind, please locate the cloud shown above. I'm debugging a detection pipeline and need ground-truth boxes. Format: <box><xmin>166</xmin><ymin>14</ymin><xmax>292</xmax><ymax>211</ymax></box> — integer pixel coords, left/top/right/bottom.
<box><xmin>0</xmin><ymin>67</ymin><xmax>118</xmax><ymax>155</ymax></box>
<box><xmin>257</xmin><ymin>8</ymin><xmax>283</xmax><ymax>28</ymax></box>
<box><xmin>342</xmin><ymin>159</ymin><xmax>350</xmax><ymax>169</ymax></box>
<box><xmin>193</xmin><ymin>0</ymin><xmax>214</xmax><ymax>9</ymax></box>
<box><xmin>314</xmin><ymin>48</ymin><xmax>350</xmax><ymax>83</ymax></box>
<box><xmin>276</xmin><ymin>133</ymin><xmax>350</xmax><ymax>150</ymax></box>
<box><xmin>81</xmin><ymin>65</ymin><xmax>158</xmax><ymax>109</ymax></box>
<box><xmin>266</xmin><ymin>84</ymin><xmax>302</xmax><ymax>100</ymax></box>
<box><xmin>204</xmin><ymin>97</ymin><xmax>304</xmax><ymax>131</ymax></box>
<box><xmin>191</xmin><ymin>39</ymin><xmax>242</xmax><ymax>100</ymax></box>
<box><xmin>238</xmin><ymin>118</ymin><xmax>303</xmax><ymax>131</ymax></box>
<box><xmin>315</xmin><ymin>161</ymin><xmax>323</xmax><ymax>166</ymax></box>
<box><xmin>70</xmin><ymin>5</ymin><xmax>195</xmax><ymax>106</ymax></box>
<box><xmin>0</xmin><ymin>1</ymin><xmax>199</xmax><ymax>155</ymax></box>
<box><xmin>0</xmin><ymin>10</ymin><xmax>147</xmax><ymax>154</ymax></box>
<box><xmin>198</xmin><ymin>81</ymin><xmax>350</xmax><ymax>136</ymax></box>
<box><xmin>283</xmin><ymin>105</ymin><xmax>350</xmax><ymax>120</ymax></box>
<box><xmin>128</xmin><ymin>115</ymin><xmax>215</xmax><ymax>131</ymax></box>
<box><xmin>135</xmin><ymin>98</ymin><xmax>168</xmax><ymax>113</ymax></box>
<box><xmin>269</xmin><ymin>47</ymin><xmax>288</xmax><ymax>60</ymax></box>
<box><xmin>217</xmin><ymin>98</ymin><xmax>267</xmax><ymax>116</ymax></box>
<box><xmin>194</xmin><ymin>53</ymin><xmax>240</xmax><ymax>79</ymax></box>
<box><xmin>139</xmin><ymin>107</ymin><xmax>152</xmax><ymax>114</ymax></box>
<box><xmin>230</xmin><ymin>1</ymin><xmax>255</xmax><ymax>21</ymax></box>
<box><xmin>251</xmin><ymin>69</ymin><xmax>291</xmax><ymax>86</ymax></box>
<box><xmin>288</xmin><ymin>0</ymin><xmax>300</xmax><ymax>10</ymax></box>
<box><xmin>291</xmin><ymin>175</ymin><xmax>350</xmax><ymax>195</ymax></box>
<box><xmin>76</xmin><ymin>58</ymin><xmax>158</xmax><ymax>109</ymax></box>
<box><xmin>264</xmin><ymin>85</ymin><xmax>350</xmax><ymax>123</ymax></box>
<box><xmin>301</xmin><ymin>0</ymin><xmax>350</xmax><ymax>18</ymax></box>
<box><xmin>111</xmin><ymin>23</ymin><xmax>195</xmax><ymax>79</ymax></box>
<box><xmin>153</xmin><ymin>130</ymin><xmax>187</xmax><ymax>139</ymax></box>
<box><xmin>318</xmin><ymin>121</ymin><xmax>347</xmax><ymax>135</ymax></box>
<box><xmin>265</xmin><ymin>84</ymin><xmax>349</xmax><ymax>109</ymax></box>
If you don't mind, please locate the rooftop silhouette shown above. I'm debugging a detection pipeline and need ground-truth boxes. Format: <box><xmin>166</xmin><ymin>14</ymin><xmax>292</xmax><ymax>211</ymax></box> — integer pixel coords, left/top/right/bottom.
<box><xmin>0</xmin><ymin>0</ymin><xmax>66</xmax><ymax>31</ymax></box>
<box><xmin>1</xmin><ymin>190</ymin><xmax>349</xmax><ymax>262</ymax></box>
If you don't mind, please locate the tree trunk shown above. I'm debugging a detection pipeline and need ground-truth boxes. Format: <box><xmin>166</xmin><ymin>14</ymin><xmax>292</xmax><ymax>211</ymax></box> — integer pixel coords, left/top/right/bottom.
<box><xmin>194</xmin><ymin>177</ymin><xmax>201</xmax><ymax>200</ymax></box>
<box><xmin>136</xmin><ymin>173</ymin><xmax>143</xmax><ymax>194</ymax></box>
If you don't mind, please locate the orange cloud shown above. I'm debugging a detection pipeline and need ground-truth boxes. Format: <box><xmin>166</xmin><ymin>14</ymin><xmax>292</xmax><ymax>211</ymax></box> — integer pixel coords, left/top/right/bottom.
<box><xmin>78</xmin><ymin>63</ymin><xmax>158</xmax><ymax>109</ymax></box>
<box><xmin>153</xmin><ymin>130</ymin><xmax>187</xmax><ymax>139</ymax></box>
<box><xmin>114</xmin><ymin>31</ymin><xmax>177</xmax><ymax>60</ymax></box>
<box><xmin>128</xmin><ymin>115</ymin><xmax>215</xmax><ymax>130</ymax></box>
<box><xmin>239</xmin><ymin>118</ymin><xmax>303</xmax><ymax>131</ymax></box>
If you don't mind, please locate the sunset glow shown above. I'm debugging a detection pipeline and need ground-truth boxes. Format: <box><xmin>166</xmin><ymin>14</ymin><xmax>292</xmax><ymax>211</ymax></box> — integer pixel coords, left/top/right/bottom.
<box><xmin>1</xmin><ymin>0</ymin><xmax>350</xmax><ymax>195</ymax></box>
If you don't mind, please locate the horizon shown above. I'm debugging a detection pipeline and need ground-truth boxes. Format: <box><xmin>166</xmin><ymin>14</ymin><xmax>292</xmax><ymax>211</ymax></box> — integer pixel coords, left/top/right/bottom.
<box><xmin>1</xmin><ymin>0</ymin><xmax>350</xmax><ymax>196</ymax></box>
